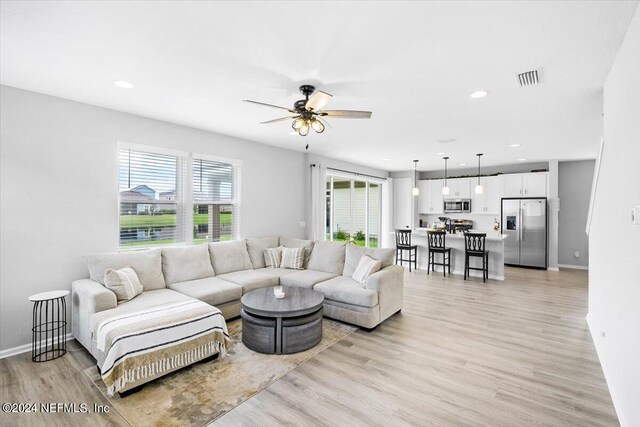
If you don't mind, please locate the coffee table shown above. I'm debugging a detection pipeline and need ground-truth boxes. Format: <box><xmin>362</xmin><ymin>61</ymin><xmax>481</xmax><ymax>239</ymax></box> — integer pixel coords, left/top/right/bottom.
<box><xmin>240</xmin><ymin>286</ymin><xmax>324</xmax><ymax>354</ymax></box>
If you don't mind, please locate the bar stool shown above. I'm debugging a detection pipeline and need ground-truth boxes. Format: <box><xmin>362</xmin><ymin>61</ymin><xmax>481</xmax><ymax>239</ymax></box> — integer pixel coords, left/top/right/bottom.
<box><xmin>395</xmin><ymin>229</ymin><xmax>417</xmax><ymax>272</ymax></box>
<box><xmin>464</xmin><ymin>232</ymin><xmax>489</xmax><ymax>282</ymax></box>
<box><xmin>427</xmin><ymin>231</ymin><xmax>451</xmax><ymax>277</ymax></box>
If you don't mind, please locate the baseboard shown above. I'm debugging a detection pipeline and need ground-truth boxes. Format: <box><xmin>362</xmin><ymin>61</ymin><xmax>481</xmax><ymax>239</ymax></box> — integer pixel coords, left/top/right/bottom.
<box><xmin>558</xmin><ymin>264</ymin><xmax>589</xmax><ymax>270</ymax></box>
<box><xmin>413</xmin><ymin>264</ymin><xmax>504</xmax><ymax>281</ymax></box>
<box><xmin>0</xmin><ymin>333</ymin><xmax>73</xmax><ymax>359</ymax></box>
<box><xmin>547</xmin><ymin>267</ymin><xmax>560</xmax><ymax>272</ymax></box>
<box><xmin>586</xmin><ymin>314</ymin><xmax>626</xmax><ymax>427</ymax></box>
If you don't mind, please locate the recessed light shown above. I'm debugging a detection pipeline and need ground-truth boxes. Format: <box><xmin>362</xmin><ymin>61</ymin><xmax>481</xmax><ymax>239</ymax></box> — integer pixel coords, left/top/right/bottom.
<box><xmin>382</xmin><ymin>158</ymin><xmax>389</xmax><ymax>161</ymax></box>
<box><xmin>509</xmin><ymin>143</ymin><xmax>521</xmax><ymax>147</ymax></box>
<box><xmin>470</xmin><ymin>90</ymin><xmax>488</xmax><ymax>98</ymax></box>
<box><xmin>113</xmin><ymin>79</ymin><xmax>134</xmax><ymax>89</ymax></box>
<box><xmin>459</xmin><ymin>163</ymin><xmax>467</xmax><ymax>166</ymax></box>
<box><xmin>437</xmin><ymin>152</ymin><xmax>445</xmax><ymax>155</ymax></box>
<box><xmin>518</xmin><ymin>158</ymin><xmax>527</xmax><ymax>161</ymax></box>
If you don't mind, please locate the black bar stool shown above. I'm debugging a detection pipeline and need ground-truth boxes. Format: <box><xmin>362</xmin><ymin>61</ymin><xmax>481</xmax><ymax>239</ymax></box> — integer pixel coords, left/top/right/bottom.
<box><xmin>464</xmin><ymin>232</ymin><xmax>489</xmax><ymax>282</ymax></box>
<box><xmin>395</xmin><ymin>229</ymin><xmax>417</xmax><ymax>272</ymax></box>
<box><xmin>427</xmin><ymin>231</ymin><xmax>451</xmax><ymax>277</ymax></box>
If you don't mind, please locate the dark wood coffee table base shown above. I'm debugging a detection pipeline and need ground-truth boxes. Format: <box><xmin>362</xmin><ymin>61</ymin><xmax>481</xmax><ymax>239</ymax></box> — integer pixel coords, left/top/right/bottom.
<box><xmin>241</xmin><ymin>307</ymin><xmax>323</xmax><ymax>354</ymax></box>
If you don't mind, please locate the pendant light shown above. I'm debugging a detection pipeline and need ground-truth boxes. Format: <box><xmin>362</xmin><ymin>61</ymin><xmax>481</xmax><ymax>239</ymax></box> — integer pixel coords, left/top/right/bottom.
<box><xmin>412</xmin><ymin>160</ymin><xmax>420</xmax><ymax>196</ymax></box>
<box><xmin>475</xmin><ymin>153</ymin><xmax>484</xmax><ymax>194</ymax></box>
<box><xmin>442</xmin><ymin>157</ymin><xmax>450</xmax><ymax>195</ymax></box>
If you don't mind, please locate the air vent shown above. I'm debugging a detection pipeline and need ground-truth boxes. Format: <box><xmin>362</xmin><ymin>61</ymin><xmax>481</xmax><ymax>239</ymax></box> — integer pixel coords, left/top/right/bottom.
<box><xmin>516</xmin><ymin>69</ymin><xmax>542</xmax><ymax>87</ymax></box>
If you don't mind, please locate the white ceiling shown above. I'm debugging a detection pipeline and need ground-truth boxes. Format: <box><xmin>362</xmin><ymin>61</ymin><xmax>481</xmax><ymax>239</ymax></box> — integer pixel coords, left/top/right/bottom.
<box><xmin>1</xmin><ymin>1</ymin><xmax>637</xmax><ymax>172</ymax></box>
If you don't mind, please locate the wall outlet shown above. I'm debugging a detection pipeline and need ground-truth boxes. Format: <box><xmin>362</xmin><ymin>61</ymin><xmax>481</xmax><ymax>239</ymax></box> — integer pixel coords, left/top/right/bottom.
<box><xmin>299</xmin><ymin>221</ymin><xmax>306</xmax><ymax>228</ymax></box>
<box><xmin>574</xmin><ymin>251</ymin><xmax>580</xmax><ymax>258</ymax></box>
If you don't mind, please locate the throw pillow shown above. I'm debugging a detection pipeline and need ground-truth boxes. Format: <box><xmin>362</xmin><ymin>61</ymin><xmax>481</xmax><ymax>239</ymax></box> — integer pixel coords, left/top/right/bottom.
<box><xmin>104</xmin><ymin>266</ymin><xmax>143</xmax><ymax>302</ymax></box>
<box><xmin>280</xmin><ymin>246</ymin><xmax>305</xmax><ymax>270</ymax></box>
<box><xmin>352</xmin><ymin>254</ymin><xmax>382</xmax><ymax>285</ymax></box>
<box><xmin>263</xmin><ymin>247</ymin><xmax>282</xmax><ymax>268</ymax></box>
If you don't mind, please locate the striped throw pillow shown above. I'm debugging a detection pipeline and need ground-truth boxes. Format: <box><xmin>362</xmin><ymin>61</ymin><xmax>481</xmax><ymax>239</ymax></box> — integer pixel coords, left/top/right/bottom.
<box><xmin>263</xmin><ymin>247</ymin><xmax>282</xmax><ymax>268</ymax></box>
<box><xmin>104</xmin><ymin>266</ymin><xmax>143</xmax><ymax>302</ymax></box>
<box><xmin>280</xmin><ymin>246</ymin><xmax>305</xmax><ymax>270</ymax></box>
<box><xmin>352</xmin><ymin>254</ymin><xmax>382</xmax><ymax>285</ymax></box>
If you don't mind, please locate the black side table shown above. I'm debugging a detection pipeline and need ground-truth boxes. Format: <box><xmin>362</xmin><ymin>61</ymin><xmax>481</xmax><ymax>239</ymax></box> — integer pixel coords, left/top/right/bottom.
<box><xmin>29</xmin><ymin>290</ymin><xmax>69</xmax><ymax>362</ymax></box>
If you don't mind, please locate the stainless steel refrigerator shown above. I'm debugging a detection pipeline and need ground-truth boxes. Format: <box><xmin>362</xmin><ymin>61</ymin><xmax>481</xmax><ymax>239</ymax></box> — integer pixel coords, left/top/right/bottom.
<box><xmin>502</xmin><ymin>198</ymin><xmax>547</xmax><ymax>269</ymax></box>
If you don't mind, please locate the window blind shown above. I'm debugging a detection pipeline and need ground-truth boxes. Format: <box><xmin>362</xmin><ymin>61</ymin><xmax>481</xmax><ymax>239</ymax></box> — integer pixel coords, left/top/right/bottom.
<box><xmin>192</xmin><ymin>154</ymin><xmax>241</xmax><ymax>243</ymax></box>
<box><xmin>118</xmin><ymin>148</ymin><xmax>186</xmax><ymax>248</ymax></box>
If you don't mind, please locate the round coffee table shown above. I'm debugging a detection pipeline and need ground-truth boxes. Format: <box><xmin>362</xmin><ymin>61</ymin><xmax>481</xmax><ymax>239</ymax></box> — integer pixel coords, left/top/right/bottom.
<box><xmin>240</xmin><ymin>286</ymin><xmax>324</xmax><ymax>355</ymax></box>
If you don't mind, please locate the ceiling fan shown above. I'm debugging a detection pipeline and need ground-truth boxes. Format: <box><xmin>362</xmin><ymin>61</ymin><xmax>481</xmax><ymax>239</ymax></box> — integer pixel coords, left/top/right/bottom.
<box><xmin>244</xmin><ymin>85</ymin><xmax>372</xmax><ymax>137</ymax></box>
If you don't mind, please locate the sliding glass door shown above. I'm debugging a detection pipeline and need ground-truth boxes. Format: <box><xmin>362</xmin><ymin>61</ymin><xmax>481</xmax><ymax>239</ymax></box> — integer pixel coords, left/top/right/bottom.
<box><xmin>326</xmin><ymin>174</ymin><xmax>381</xmax><ymax>248</ymax></box>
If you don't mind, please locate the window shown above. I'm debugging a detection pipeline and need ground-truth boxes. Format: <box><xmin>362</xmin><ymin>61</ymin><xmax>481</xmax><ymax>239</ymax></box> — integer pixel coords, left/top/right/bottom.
<box><xmin>118</xmin><ymin>143</ymin><xmax>241</xmax><ymax>249</ymax></box>
<box><xmin>118</xmin><ymin>146</ymin><xmax>186</xmax><ymax>248</ymax></box>
<box><xmin>192</xmin><ymin>155</ymin><xmax>241</xmax><ymax>243</ymax></box>
<box><xmin>326</xmin><ymin>174</ymin><xmax>382</xmax><ymax>248</ymax></box>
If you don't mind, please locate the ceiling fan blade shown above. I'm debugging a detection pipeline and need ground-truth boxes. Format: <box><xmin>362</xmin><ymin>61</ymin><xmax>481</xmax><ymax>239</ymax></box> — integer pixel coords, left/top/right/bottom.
<box><xmin>244</xmin><ymin>100</ymin><xmax>294</xmax><ymax>112</ymax></box>
<box><xmin>320</xmin><ymin>110</ymin><xmax>372</xmax><ymax>119</ymax></box>
<box><xmin>317</xmin><ymin>116</ymin><xmax>332</xmax><ymax>129</ymax></box>
<box><xmin>260</xmin><ymin>115</ymin><xmax>298</xmax><ymax>124</ymax></box>
<box><xmin>305</xmin><ymin>91</ymin><xmax>333</xmax><ymax>111</ymax></box>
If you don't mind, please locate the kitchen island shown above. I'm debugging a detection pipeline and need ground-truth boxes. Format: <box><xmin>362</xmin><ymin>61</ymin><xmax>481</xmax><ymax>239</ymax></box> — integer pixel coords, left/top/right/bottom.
<box><xmin>411</xmin><ymin>228</ymin><xmax>507</xmax><ymax>280</ymax></box>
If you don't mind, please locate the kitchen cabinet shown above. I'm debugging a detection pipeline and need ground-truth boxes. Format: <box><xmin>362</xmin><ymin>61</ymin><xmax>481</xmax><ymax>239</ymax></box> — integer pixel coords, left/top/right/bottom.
<box><xmin>417</xmin><ymin>179</ymin><xmax>443</xmax><ymax>214</ymax></box>
<box><xmin>503</xmin><ymin>174</ymin><xmax>523</xmax><ymax>197</ymax></box>
<box><xmin>445</xmin><ymin>177</ymin><xmax>472</xmax><ymax>199</ymax></box>
<box><xmin>417</xmin><ymin>180</ymin><xmax>430</xmax><ymax>214</ymax></box>
<box><xmin>393</xmin><ymin>177</ymin><xmax>412</xmax><ymax>229</ymax></box>
<box><xmin>472</xmin><ymin>175</ymin><xmax>503</xmax><ymax>214</ymax></box>
<box><xmin>502</xmin><ymin>172</ymin><xmax>548</xmax><ymax>198</ymax></box>
<box><xmin>522</xmin><ymin>173</ymin><xmax>547</xmax><ymax>197</ymax></box>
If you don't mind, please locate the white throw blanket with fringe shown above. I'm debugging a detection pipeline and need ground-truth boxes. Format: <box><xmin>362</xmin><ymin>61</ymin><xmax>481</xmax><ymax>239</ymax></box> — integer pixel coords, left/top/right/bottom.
<box><xmin>92</xmin><ymin>299</ymin><xmax>229</xmax><ymax>396</ymax></box>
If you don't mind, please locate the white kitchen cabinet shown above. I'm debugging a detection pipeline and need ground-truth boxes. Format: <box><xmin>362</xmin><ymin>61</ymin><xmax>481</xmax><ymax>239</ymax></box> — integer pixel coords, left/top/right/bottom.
<box><xmin>445</xmin><ymin>177</ymin><xmax>472</xmax><ymax>199</ymax></box>
<box><xmin>472</xmin><ymin>175</ymin><xmax>503</xmax><ymax>214</ymax></box>
<box><xmin>522</xmin><ymin>172</ymin><xmax>547</xmax><ymax>197</ymax></box>
<box><xmin>393</xmin><ymin>177</ymin><xmax>412</xmax><ymax>229</ymax></box>
<box><xmin>502</xmin><ymin>172</ymin><xmax>548</xmax><ymax>198</ymax></box>
<box><xmin>427</xmin><ymin>179</ymin><xmax>444</xmax><ymax>213</ymax></box>
<box><xmin>417</xmin><ymin>180</ymin><xmax>430</xmax><ymax>214</ymax></box>
<box><xmin>503</xmin><ymin>174</ymin><xmax>523</xmax><ymax>197</ymax></box>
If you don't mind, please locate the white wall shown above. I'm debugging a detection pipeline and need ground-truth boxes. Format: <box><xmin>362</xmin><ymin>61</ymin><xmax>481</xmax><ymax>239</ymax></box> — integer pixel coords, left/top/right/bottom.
<box><xmin>588</xmin><ymin>5</ymin><xmax>640</xmax><ymax>427</ymax></box>
<box><xmin>0</xmin><ymin>86</ymin><xmax>307</xmax><ymax>352</ymax></box>
<box><xmin>558</xmin><ymin>160</ymin><xmax>595</xmax><ymax>267</ymax></box>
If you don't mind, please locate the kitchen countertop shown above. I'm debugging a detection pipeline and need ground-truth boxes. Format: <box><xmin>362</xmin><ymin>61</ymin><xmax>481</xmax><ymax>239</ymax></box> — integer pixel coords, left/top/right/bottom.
<box><xmin>413</xmin><ymin>228</ymin><xmax>507</xmax><ymax>241</ymax></box>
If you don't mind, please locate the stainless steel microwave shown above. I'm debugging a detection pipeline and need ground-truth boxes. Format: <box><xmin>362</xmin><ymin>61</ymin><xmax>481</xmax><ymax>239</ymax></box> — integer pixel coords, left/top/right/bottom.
<box><xmin>443</xmin><ymin>199</ymin><xmax>471</xmax><ymax>213</ymax></box>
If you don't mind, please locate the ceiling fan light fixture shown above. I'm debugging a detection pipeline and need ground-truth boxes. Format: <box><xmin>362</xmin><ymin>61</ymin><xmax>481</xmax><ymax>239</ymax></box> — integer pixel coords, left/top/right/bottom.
<box><xmin>292</xmin><ymin>117</ymin><xmax>304</xmax><ymax>130</ymax></box>
<box><xmin>298</xmin><ymin>123</ymin><xmax>310</xmax><ymax>136</ymax></box>
<box><xmin>311</xmin><ymin>118</ymin><xmax>325</xmax><ymax>133</ymax></box>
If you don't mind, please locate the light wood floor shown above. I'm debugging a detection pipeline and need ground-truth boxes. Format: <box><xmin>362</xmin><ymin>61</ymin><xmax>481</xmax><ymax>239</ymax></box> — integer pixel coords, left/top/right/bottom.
<box><xmin>0</xmin><ymin>267</ymin><xmax>618</xmax><ymax>426</ymax></box>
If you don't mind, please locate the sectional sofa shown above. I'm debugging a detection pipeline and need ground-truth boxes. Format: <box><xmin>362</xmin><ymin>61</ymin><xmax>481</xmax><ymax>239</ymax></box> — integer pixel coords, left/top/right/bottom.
<box><xmin>72</xmin><ymin>237</ymin><xmax>404</xmax><ymax>370</ymax></box>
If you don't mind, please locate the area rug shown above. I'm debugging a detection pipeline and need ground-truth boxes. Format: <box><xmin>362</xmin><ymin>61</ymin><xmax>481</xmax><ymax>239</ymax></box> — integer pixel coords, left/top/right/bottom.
<box><xmin>84</xmin><ymin>318</ymin><xmax>356</xmax><ymax>426</ymax></box>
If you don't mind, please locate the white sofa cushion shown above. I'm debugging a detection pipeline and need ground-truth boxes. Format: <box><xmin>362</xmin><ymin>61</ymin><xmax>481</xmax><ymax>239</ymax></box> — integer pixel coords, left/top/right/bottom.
<box><xmin>342</xmin><ymin>243</ymin><xmax>396</xmax><ymax>276</ymax></box>
<box><xmin>167</xmin><ymin>277</ymin><xmax>242</xmax><ymax>307</ymax></box>
<box><xmin>280</xmin><ymin>237</ymin><xmax>314</xmax><ymax>268</ymax></box>
<box><xmin>83</xmin><ymin>248</ymin><xmax>166</xmax><ymax>291</ymax></box>
<box><xmin>255</xmin><ymin>267</ymin><xmax>298</xmax><ymax>278</ymax></box>
<box><xmin>280</xmin><ymin>270</ymin><xmax>338</xmax><ymax>289</ymax></box>
<box><xmin>162</xmin><ymin>245</ymin><xmax>214</xmax><ymax>285</ymax></box>
<box><xmin>352</xmin><ymin>255</ymin><xmax>382</xmax><ymax>285</ymax></box>
<box><xmin>306</xmin><ymin>241</ymin><xmax>346</xmax><ymax>275</ymax></box>
<box><xmin>280</xmin><ymin>247</ymin><xmax>304</xmax><ymax>270</ymax></box>
<box><xmin>246</xmin><ymin>236</ymin><xmax>279</xmax><ymax>269</ymax></box>
<box><xmin>216</xmin><ymin>270</ymin><xmax>279</xmax><ymax>293</ymax></box>
<box><xmin>263</xmin><ymin>247</ymin><xmax>282</xmax><ymax>268</ymax></box>
<box><xmin>208</xmin><ymin>240</ymin><xmax>252</xmax><ymax>275</ymax></box>
<box><xmin>314</xmin><ymin>276</ymin><xmax>379</xmax><ymax>308</ymax></box>
<box><xmin>104</xmin><ymin>267</ymin><xmax>143</xmax><ymax>302</ymax></box>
